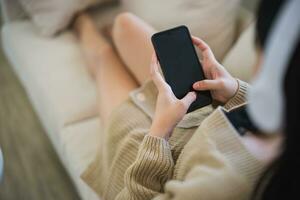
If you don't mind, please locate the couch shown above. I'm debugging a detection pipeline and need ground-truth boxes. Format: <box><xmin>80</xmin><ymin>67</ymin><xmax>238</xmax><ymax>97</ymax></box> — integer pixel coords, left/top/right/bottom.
<box><xmin>0</xmin><ymin>1</ymin><xmax>257</xmax><ymax>199</ymax></box>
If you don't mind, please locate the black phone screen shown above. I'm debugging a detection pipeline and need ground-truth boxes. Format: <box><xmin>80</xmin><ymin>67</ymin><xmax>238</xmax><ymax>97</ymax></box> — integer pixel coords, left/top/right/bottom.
<box><xmin>151</xmin><ymin>26</ymin><xmax>212</xmax><ymax>112</ymax></box>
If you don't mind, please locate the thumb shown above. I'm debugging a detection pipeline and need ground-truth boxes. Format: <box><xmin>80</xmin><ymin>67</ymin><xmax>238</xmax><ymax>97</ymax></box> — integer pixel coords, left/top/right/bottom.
<box><xmin>180</xmin><ymin>92</ymin><xmax>197</xmax><ymax>109</ymax></box>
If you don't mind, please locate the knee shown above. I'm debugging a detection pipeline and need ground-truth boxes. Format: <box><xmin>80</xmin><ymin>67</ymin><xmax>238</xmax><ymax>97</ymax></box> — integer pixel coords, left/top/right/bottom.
<box><xmin>112</xmin><ymin>12</ymin><xmax>137</xmax><ymax>39</ymax></box>
<box><xmin>114</xmin><ymin>12</ymin><xmax>137</xmax><ymax>29</ymax></box>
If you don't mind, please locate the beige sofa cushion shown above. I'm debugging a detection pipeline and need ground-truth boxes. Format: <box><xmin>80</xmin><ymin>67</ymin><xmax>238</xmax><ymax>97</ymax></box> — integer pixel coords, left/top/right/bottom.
<box><xmin>17</xmin><ymin>0</ymin><xmax>115</xmax><ymax>36</ymax></box>
<box><xmin>2</xmin><ymin>22</ymin><xmax>103</xmax><ymax>200</ymax></box>
<box><xmin>222</xmin><ymin>22</ymin><xmax>257</xmax><ymax>82</ymax></box>
<box><xmin>1</xmin><ymin>21</ymin><xmax>98</xmax><ymax>138</ymax></box>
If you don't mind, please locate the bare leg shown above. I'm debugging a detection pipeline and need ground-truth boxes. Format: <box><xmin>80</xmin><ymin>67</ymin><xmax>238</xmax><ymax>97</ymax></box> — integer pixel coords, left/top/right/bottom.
<box><xmin>74</xmin><ymin>14</ymin><xmax>138</xmax><ymax>126</ymax></box>
<box><xmin>112</xmin><ymin>13</ymin><xmax>156</xmax><ymax>85</ymax></box>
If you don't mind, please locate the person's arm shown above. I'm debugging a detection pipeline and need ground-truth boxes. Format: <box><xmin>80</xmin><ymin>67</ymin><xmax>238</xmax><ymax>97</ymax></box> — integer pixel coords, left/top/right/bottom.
<box><xmin>115</xmin><ymin>125</ymin><xmax>251</xmax><ymax>200</ymax></box>
<box><xmin>153</xmin><ymin>165</ymin><xmax>250</xmax><ymax>200</ymax></box>
<box><xmin>115</xmin><ymin>54</ymin><xmax>196</xmax><ymax>200</ymax></box>
<box><xmin>115</xmin><ymin>135</ymin><xmax>249</xmax><ymax>200</ymax></box>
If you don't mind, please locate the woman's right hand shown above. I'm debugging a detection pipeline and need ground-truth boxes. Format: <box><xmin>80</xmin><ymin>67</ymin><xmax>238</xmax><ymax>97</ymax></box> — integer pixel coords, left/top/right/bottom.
<box><xmin>192</xmin><ymin>36</ymin><xmax>238</xmax><ymax>103</ymax></box>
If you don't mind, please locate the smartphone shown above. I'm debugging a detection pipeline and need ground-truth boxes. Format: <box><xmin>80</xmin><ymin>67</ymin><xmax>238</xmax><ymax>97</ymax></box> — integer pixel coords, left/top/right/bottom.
<box><xmin>151</xmin><ymin>25</ymin><xmax>212</xmax><ymax>113</ymax></box>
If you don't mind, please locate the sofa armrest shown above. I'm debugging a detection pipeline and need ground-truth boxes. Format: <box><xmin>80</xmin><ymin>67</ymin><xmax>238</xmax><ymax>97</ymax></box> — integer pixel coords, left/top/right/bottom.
<box><xmin>0</xmin><ymin>0</ymin><xmax>27</xmax><ymax>23</ymax></box>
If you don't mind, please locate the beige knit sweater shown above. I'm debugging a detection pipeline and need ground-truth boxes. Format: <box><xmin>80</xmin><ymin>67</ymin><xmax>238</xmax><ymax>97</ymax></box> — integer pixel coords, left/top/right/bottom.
<box><xmin>82</xmin><ymin>79</ymin><xmax>265</xmax><ymax>200</ymax></box>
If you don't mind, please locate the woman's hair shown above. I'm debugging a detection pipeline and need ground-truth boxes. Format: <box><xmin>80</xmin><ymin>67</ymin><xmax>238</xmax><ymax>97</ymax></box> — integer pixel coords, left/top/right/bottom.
<box><xmin>254</xmin><ymin>0</ymin><xmax>300</xmax><ymax>199</ymax></box>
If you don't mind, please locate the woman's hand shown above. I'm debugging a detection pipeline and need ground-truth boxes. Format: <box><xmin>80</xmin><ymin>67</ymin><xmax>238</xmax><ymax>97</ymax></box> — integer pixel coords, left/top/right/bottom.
<box><xmin>192</xmin><ymin>36</ymin><xmax>238</xmax><ymax>103</ymax></box>
<box><xmin>149</xmin><ymin>54</ymin><xmax>196</xmax><ymax>140</ymax></box>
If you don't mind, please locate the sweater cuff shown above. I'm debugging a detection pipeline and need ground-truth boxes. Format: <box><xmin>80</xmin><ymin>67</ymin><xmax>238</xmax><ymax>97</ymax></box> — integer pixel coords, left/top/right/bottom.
<box><xmin>138</xmin><ymin>135</ymin><xmax>174</xmax><ymax>173</ymax></box>
<box><xmin>130</xmin><ymin>135</ymin><xmax>174</xmax><ymax>187</ymax></box>
<box><xmin>224</xmin><ymin>79</ymin><xmax>249</xmax><ymax>110</ymax></box>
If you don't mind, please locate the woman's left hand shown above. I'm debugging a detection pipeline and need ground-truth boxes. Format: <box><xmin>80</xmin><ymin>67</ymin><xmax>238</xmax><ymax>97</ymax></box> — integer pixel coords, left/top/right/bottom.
<box><xmin>149</xmin><ymin>54</ymin><xmax>196</xmax><ymax>140</ymax></box>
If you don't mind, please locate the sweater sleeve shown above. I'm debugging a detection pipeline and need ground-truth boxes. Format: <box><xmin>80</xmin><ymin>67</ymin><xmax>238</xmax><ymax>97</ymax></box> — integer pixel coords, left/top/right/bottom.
<box><xmin>115</xmin><ymin>135</ymin><xmax>174</xmax><ymax>200</ymax></box>
<box><xmin>152</xmin><ymin>166</ymin><xmax>251</xmax><ymax>200</ymax></box>
<box><xmin>223</xmin><ymin>79</ymin><xmax>250</xmax><ymax>110</ymax></box>
<box><xmin>115</xmin><ymin>133</ymin><xmax>251</xmax><ymax>200</ymax></box>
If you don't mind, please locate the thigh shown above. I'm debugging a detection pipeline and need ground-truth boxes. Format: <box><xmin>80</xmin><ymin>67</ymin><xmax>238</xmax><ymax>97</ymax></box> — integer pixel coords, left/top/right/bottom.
<box><xmin>112</xmin><ymin>13</ymin><xmax>156</xmax><ymax>85</ymax></box>
<box><xmin>94</xmin><ymin>48</ymin><xmax>138</xmax><ymax>126</ymax></box>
